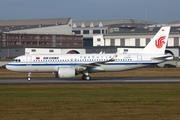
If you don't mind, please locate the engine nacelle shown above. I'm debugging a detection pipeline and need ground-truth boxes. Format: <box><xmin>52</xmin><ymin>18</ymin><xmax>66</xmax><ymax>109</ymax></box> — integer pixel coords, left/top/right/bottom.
<box><xmin>57</xmin><ymin>67</ymin><xmax>76</xmax><ymax>78</ymax></box>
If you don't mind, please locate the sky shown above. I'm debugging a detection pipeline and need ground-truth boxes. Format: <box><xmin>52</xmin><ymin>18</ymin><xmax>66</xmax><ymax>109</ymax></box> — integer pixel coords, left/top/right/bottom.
<box><xmin>0</xmin><ymin>0</ymin><xmax>179</xmax><ymax>23</ymax></box>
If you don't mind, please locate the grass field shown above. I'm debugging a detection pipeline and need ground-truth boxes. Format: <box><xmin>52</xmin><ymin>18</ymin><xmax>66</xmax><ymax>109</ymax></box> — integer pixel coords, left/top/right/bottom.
<box><xmin>0</xmin><ymin>68</ymin><xmax>180</xmax><ymax>120</ymax></box>
<box><xmin>0</xmin><ymin>84</ymin><xmax>180</xmax><ymax>120</ymax></box>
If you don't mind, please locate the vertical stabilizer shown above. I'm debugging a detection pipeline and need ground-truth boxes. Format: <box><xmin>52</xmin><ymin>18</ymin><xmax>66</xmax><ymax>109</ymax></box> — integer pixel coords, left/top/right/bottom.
<box><xmin>141</xmin><ymin>27</ymin><xmax>171</xmax><ymax>54</ymax></box>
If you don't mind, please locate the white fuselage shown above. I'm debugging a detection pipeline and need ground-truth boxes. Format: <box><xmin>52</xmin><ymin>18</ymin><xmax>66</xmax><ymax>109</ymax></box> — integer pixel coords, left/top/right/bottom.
<box><xmin>6</xmin><ymin>53</ymin><xmax>166</xmax><ymax>73</ymax></box>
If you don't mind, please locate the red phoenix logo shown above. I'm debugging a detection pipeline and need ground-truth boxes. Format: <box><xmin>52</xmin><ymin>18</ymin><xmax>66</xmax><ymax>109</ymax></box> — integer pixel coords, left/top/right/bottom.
<box><xmin>36</xmin><ymin>57</ymin><xmax>40</xmax><ymax>60</ymax></box>
<box><xmin>155</xmin><ymin>36</ymin><xmax>166</xmax><ymax>48</ymax></box>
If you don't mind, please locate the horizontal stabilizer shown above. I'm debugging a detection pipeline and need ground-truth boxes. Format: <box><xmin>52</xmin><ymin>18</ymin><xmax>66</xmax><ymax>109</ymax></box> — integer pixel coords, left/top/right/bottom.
<box><xmin>152</xmin><ymin>55</ymin><xmax>174</xmax><ymax>60</ymax></box>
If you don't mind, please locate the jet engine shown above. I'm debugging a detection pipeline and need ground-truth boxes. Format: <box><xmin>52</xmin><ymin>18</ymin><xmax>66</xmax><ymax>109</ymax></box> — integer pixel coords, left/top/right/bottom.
<box><xmin>57</xmin><ymin>67</ymin><xmax>76</xmax><ymax>78</ymax></box>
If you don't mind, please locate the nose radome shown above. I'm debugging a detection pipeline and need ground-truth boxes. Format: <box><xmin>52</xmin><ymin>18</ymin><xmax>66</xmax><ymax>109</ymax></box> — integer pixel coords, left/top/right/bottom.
<box><xmin>6</xmin><ymin>64</ymin><xmax>13</xmax><ymax>71</ymax></box>
<box><xmin>5</xmin><ymin>64</ymin><xmax>10</xmax><ymax>70</ymax></box>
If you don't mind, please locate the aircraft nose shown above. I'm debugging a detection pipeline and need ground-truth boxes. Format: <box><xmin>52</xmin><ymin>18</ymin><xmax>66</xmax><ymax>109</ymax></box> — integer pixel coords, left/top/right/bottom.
<box><xmin>6</xmin><ymin>64</ymin><xmax>13</xmax><ymax>71</ymax></box>
<box><xmin>6</xmin><ymin>63</ymin><xmax>20</xmax><ymax>72</ymax></box>
<box><xmin>6</xmin><ymin>64</ymin><xmax>10</xmax><ymax>70</ymax></box>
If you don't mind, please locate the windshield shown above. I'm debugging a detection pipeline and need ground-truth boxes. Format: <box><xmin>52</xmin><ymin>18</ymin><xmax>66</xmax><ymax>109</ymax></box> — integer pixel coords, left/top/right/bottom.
<box><xmin>13</xmin><ymin>59</ymin><xmax>21</xmax><ymax>62</ymax></box>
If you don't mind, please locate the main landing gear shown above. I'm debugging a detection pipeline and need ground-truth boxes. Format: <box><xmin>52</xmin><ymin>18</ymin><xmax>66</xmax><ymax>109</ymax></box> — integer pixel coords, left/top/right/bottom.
<box><xmin>27</xmin><ymin>72</ymin><xmax>31</xmax><ymax>81</ymax></box>
<box><xmin>82</xmin><ymin>70</ymin><xmax>91</xmax><ymax>80</ymax></box>
<box><xmin>82</xmin><ymin>75</ymin><xmax>91</xmax><ymax>81</ymax></box>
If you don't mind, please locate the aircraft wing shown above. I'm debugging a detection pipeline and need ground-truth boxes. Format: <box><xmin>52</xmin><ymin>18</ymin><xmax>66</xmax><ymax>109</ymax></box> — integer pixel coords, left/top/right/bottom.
<box><xmin>81</xmin><ymin>61</ymin><xmax>110</xmax><ymax>68</ymax></box>
<box><xmin>80</xmin><ymin>51</ymin><xmax>119</xmax><ymax>68</ymax></box>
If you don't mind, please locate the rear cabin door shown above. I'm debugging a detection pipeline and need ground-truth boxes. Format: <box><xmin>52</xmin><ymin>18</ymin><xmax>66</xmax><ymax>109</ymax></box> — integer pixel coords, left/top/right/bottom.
<box><xmin>137</xmin><ymin>55</ymin><xmax>142</xmax><ymax>64</ymax></box>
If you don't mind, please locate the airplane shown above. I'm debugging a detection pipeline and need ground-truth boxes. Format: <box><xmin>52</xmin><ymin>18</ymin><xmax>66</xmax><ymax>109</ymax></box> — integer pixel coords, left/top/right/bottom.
<box><xmin>6</xmin><ymin>26</ymin><xmax>173</xmax><ymax>81</ymax></box>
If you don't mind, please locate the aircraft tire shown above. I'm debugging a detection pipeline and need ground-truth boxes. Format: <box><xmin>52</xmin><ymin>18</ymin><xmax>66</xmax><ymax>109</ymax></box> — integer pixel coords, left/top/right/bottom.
<box><xmin>86</xmin><ymin>76</ymin><xmax>91</xmax><ymax>81</ymax></box>
<box><xmin>27</xmin><ymin>78</ymin><xmax>31</xmax><ymax>81</ymax></box>
<box><xmin>82</xmin><ymin>75</ymin><xmax>91</xmax><ymax>80</ymax></box>
<box><xmin>82</xmin><ymin>75</ymin><xmax>86</xmax><ymax>80</ymax></box>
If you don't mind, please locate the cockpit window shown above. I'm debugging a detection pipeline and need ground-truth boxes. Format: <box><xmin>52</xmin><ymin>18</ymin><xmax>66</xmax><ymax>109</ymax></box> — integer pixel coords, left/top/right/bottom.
<box><xmin>13</xmin><ymin>59</ymin><xmax>21</xmax><ymax>62</ymax></box>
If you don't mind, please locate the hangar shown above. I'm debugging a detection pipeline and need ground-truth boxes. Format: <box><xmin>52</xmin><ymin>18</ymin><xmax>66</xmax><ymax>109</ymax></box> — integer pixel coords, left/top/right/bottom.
<box><xmin>72</xmin><ymin>19</ymin><xmax>156</xmax><ymax>47</ymax></box>
<box><xmin>0</xmin><ymin>18</ymin><xmax>83</xmax><ymax>48</ymax></box>
<box><xmin>0</xmin><ymin>18</ymin><xmax>180</xmax><ymax>59</ymax></box>
<box><xmin>72</xmin><ymin>19</ymin><xmax>180</xmax><ymax>57</ymax></box>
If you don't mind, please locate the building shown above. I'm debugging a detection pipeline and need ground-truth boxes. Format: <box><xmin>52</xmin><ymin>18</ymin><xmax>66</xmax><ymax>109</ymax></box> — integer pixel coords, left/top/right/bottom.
<box><xmin>0</xmin><ymin>18</ymin><xmax>83</xmax><ymax>47</ymax></box>
<box><xmin>93</xmin><ymin>26</ymin><xmax>180</xmax><ymax>47</ymax></box>
<box><xmin>72</xmin><ymin>19</ymin><xmax>180</xmax><ymax>57</ymax></box>
<box><xmin>72</xmin><ymin>19</ymin><xmax>156</xmax><ymax>46</ymax></box>
<box><xmin>73</xmin><ymin>19</ymin><xmax>180</xmax><ymax>49</ymax></box>
<box><xmin>1</xmin><ymin>18</ymin><xmax>180</xmax><ymax>59</ymax></box>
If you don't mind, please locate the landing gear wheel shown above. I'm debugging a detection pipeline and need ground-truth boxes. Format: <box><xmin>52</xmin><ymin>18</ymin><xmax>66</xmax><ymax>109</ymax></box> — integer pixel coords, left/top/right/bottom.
<box><xmin>82</xmin><ymin>75</ymin><xmax>86</xmax><ymax>80</ymax></box>
<box><xmin>86</xmin><ymin>76</ymin><xmax>91</xmax><ymax>81</ymax></box>
<box><xmin>27</xmin><ymin>72</ymin><xmax>31</xmax><ymax>81</ymax></box>
<box><xmin>82</xmin><ymin>75</ymin><xmax>91</xmax><ymax>81</ymax></box>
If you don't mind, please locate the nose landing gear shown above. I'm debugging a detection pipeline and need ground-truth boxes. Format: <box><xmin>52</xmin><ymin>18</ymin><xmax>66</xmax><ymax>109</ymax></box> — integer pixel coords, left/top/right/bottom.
<box><xmin>27</xmin><ymin>72</ymin><xmax>31</xmax><ymax>81</ymax></box>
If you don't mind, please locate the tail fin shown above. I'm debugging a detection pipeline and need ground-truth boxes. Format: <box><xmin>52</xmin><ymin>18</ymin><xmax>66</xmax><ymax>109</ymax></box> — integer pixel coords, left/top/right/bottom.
<box><xmin>141</xmin><ymin>26</ymin><xmax>171</xmax><ymax>54</ymax></box>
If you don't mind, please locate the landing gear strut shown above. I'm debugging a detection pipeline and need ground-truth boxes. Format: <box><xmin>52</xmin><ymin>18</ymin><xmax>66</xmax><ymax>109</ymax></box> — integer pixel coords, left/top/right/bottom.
<box><xmin>27</xmin><ymin>72</ymin><xmax>31</xmax><ymax>81</ymax></box>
